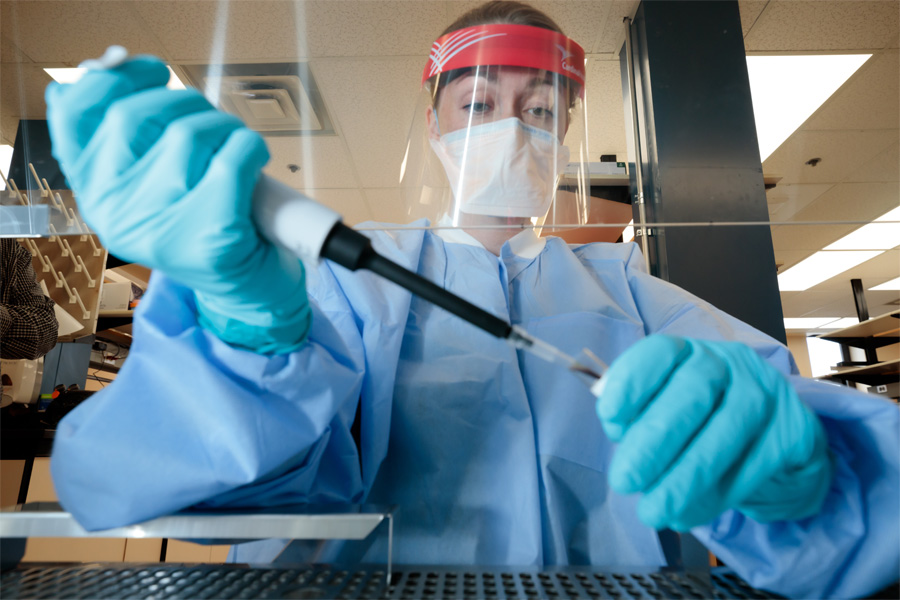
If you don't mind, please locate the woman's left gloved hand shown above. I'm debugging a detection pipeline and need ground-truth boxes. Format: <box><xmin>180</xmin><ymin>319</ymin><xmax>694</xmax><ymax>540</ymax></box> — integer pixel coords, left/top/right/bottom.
<box><xmin>594</xmin><ymin>335</ymin><xmax>833</xmax><ymax>531</ymax></box>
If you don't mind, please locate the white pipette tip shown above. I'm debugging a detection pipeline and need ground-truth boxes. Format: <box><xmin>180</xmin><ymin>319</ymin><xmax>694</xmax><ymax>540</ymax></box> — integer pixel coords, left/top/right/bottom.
<box><xmin>79</xmin><ymin>45</ymin><xmax>129</xmax><ymax>71</ymax></box>
<box><xmin>590</xmin><ymin>377</ymin><xmax>607</xmax><ymax>397</ymax></box>
<box><xmin>508</xmin><ymin>325</ymin><xmax>603</xmax><ymax>382</ymax></box>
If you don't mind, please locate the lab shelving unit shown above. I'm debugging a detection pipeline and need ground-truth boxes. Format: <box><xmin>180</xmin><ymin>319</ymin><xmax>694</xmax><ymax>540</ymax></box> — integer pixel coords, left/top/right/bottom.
<box><xmin>817</xmin><ymin>309</ymin><xmax>900</xmax><ymax>400</ymax></box>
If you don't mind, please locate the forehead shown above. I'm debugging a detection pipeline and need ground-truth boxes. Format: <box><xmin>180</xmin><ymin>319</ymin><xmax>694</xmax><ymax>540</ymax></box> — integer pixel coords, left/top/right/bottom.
<box><xmin>441</xmin><ymin>66</ymin><xmax>558</xmax><ymax>91</ymax></box>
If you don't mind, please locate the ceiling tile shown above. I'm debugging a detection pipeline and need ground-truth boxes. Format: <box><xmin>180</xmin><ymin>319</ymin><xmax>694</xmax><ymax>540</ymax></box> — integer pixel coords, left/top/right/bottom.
<box><xmin>845</xmin><ymin>142</ymin><xmax>900</xmax><ymax>183</ymax></box>
<box><xmin>0</xmin><ymin>31</ymin><xmax>32</xmax><ymax>63</ymax></box>
<box><xmin>791</xmin><ymin>181</ymin><xmax>900</xmax><ymax>224</ymax></box>
<box><xmin>363</xmin><ymin>188</ymin><xmax>411</xmax><ymax>225</ymax></box>
<box><xmin>582</xmin><ymin>58</ymin><xmax>628</xmax><ymax>161</ymax></box>
<box><xmin>766</xmin><ymin>183</ymin><xmax>835</xmax><ymax>221</ymax></box>
<box><xmin>810</xmin><ymin>249</ymin><xmax>900</xmax><ymax>291</ymax></box>
<box><xmin>763</xmin><ymin>129</ymin><xmax>897</xmax><ymax>184</ymax></box>
<box><xmin>294</xmin><ymin>1</ymin><xmax>623</xmax><ymax>60</ymax></box>
<box><xmin>286</xmin><ymin>0</ymin><xmax>630</xmax><ymax>59</ymax></box>
<box><xmin>0</xmin><ymin>63</ymin><xmax>53</xmax><ymax>121</ymax></box>
<box><xmin>738</xmin><ymin>0</ymin><xmax>769</xmax><ymax>37</ymax></box>
<box><xmin>133</xmin><ymin>1</ymin><xmax>302</xmax><ymax>62</ymax></box>
<box><xmin>744</xmin><ymin>0</ymin><xmax>900</xmax><ymax>51</ymax></box>
<box><xmin>591</xmin><ymin>0</ymin><xmax>640</xmax><ymax>55</ymax></box>
<box><xmin>780</xmin><ymin>250</ymin><xmax>899</xmax><ymax>317</ymax></box>
<box><xmin>311</xmin><ymin>56</ymin><xmax>422</xmax><ymax>189</ymax></box>
<box><xmin>773</xmin><ymin>248</ymin><xmax>817</xmax><ymax>270</ymax></box>
<box><xmin>304</xmin><ymin>188</ymin><xmax>371</xmax><ymax>226</ymax></box>
<box><xmin>780</xmin><ymin>289</ymin><xmax>859</xmax><ymax>319</ymax></box>
<box><xmin>866</xmin><ymin>294</ymin><xmax>900</xmax><ymax>320</ymax></box>
<box><xmin>519</xmin><ymin>1</ymin><xmax>613</xmax><ymax>55</ymax></box>
<box><xmin>804</xmin><ymin>51</ymin><xmax>899</xmax><ymax>131</ymax></box>
<box><xmin>287</xmin><ymin>1</ymin><xmax>462</xmax><ymax>59</ymax></box>
<box><xmin>771</xmin><ymin>222</ymin><xmax>854</xmax><ymax>254</ymax></box>
<box><xmin>1</xmin><ymin>113</ymin><xmax>19</xmax><ymax>147</ymax></box>
<box><xmin>1</xmin><ymin>1</ymin><xmax>164</xmax><ymax>64</ymax></box>
<box><xmin>262</xmin><ymin>134</ymin><xmax>360</xmax><ymax>190</ymax></box>
<box><xmin>770</xmin><ymin>181</ymin><xmax>899</xmax><ymax>255</ymax></box>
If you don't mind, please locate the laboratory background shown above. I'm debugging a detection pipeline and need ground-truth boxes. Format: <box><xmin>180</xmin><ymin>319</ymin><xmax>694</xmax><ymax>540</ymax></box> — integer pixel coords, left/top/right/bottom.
<box><xmin>0</xmin><ymin>0</ymin><xmax>898</xmax><ymax>598</ymax></box>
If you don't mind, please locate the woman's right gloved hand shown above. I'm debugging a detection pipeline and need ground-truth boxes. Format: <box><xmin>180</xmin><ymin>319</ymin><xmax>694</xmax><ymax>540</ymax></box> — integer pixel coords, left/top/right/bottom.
<box><xmin>45</xmin><ymin>55</ymin><xmax>310</xmax><ymax>354</ymax></box>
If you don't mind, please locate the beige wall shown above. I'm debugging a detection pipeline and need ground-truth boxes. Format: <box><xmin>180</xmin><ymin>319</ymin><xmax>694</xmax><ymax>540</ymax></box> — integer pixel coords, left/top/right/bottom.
<box><xmin>786</xmin><ymin>333</ymin><xmax>813</xmax><ymax>378</ymax></box>
<box><xmin>877</xmin><ymin>341</ymin><xmax>899</xmax><ymax>364</ymax></box>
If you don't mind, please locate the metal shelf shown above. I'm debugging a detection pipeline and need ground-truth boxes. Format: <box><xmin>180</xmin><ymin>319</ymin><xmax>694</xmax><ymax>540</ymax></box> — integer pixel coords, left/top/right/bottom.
<box><xmin>821</xmin><ymin>358</ymin><xmax>900</xmax><ymax>387</ymax></box>
<box><xmin>0</xmin><ymin>502</ymin><xmax>393</xmax><ymax>542</ymax></box>
<box><xmin>817</xmin><ymin>309</ymin><xmax>900</xmax><ymax>348</ymax></box>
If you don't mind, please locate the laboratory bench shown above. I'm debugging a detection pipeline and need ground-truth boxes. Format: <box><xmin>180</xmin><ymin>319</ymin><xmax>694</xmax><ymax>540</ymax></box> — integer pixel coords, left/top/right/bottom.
<box><xmin>0</xmin><ymin>503</ymin><xmax>768</xmax><ymax>600</ymax></box>
<box><xmin>3</xmin><ymin>503</ymin><xmax>897</xmax><ymax>600</ymax></box>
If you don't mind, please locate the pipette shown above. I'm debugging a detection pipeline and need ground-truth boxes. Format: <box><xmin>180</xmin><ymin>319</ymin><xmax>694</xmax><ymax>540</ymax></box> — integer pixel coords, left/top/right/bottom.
<box><xmin>255</xmin><ymin>178</ymin><xmax>605</xmax><ymax>384</ymax></box>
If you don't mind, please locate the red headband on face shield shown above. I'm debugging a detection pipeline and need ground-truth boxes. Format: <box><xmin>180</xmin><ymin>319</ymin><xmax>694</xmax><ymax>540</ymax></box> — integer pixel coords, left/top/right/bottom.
<box><xmin>422</xmin><ymin>24</ymin><xmax>586</xmax><ymax>89</ymax></box>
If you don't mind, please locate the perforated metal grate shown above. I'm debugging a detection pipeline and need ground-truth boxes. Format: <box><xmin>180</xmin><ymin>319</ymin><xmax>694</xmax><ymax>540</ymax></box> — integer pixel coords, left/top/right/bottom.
<box><xmin>1</xmin><ymin>564</ymin><xmax>782</xmax><ymax>599</ymax></box>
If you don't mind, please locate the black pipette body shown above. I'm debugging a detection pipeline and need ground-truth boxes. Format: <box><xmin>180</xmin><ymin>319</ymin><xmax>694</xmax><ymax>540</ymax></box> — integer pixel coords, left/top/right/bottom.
<box><xmin>320</xmin><ymin>223</ymin><xmax>513</xmax><ymax>340</ymax></box>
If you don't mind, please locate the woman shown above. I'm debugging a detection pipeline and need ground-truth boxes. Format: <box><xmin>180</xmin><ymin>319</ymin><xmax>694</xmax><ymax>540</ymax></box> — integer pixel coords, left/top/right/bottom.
<box><xmin>44</xmin><ymin>3</ymin><xmax>898</xmax><ymax>597</ymax></box>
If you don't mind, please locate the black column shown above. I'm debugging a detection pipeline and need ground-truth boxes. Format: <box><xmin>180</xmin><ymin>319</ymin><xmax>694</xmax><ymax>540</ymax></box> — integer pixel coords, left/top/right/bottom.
<box><xmin>621</xmin><ymin>0</ymin><xmax>786</xmax><ymax>344</ymax></box>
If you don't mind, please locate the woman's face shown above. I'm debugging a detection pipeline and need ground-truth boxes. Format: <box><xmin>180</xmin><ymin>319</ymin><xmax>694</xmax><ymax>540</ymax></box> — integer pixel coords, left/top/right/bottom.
<box><xmin>429</xmin><ymin>66</ymin><xmax>570</xmax><ymax>142</ymax></box>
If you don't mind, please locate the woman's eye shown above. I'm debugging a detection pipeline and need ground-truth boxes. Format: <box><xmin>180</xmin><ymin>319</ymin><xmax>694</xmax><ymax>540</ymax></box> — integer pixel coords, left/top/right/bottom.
<box><xmin>527</xmin><ymin>106</ymin><xmax>554</xmax><ymax>119</ymax></box>
<box><xmin>463</xmin><ymin>102</ymin><xmax>491</xmax><ymax>114</ymax></box>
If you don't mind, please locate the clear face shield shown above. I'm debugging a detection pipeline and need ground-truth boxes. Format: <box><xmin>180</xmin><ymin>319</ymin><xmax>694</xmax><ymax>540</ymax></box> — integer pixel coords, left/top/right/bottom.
<box><xmin>399</xmin><ymin>24</ymin><xmax>591</xmax><ymax>234</ymax></box>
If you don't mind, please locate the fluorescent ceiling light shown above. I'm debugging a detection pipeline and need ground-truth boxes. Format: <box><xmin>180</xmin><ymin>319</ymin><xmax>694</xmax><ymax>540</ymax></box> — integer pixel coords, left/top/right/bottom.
<box><xmin>784</xmin><ymin>317</ymin><xmax>839</xmax><ymax>329</ymax></box>
<box><xmin>825</xmin><ymin>206</ymin><xmax>900</xmax><ymax>250</ymax></box>
<box><xmin>45</xmin><ymin>66</ymin><xmax>186</xmax><ymax>90</ymax></box>
<box><xmin>0</xmin><ymin>144</ymin><xmax>13</xmax><ymax>191</ymax></box>
<box><xmin>747</xmin><ymin>54</ymin><xmax>871</xmax><ymax>162</ymax></box>
<box><xmin>44</xmin><ymin>68</ymin><xmax>86</xmax><ymax>84</ymax></box>
<box><xmin>825</xmin><ymin>222</ymin><xmax>900</xmax><ymax>250</ymax></box>
<box><xmin>165</xmin><ymin>67</ymin><xmax>186</xmax><ymax>90</ymax></box>
<box><xmin>819</xmin><ymin>317</ymin><xmax>859</xmax><ymax>329</ymax></box>
<box><xmin>778</xmin><ymin>250</ymin><xmax>882</xmax><ymax>291</ymax></box>
<box><xmin>870</xmin><ymin>276</ymin><xmax>900</xmax><ymax>291</ymax></box>
<box><xmin>875</xmin><ymin>206</ymin><xmax>900</xmax><ymax>222</ymax></box>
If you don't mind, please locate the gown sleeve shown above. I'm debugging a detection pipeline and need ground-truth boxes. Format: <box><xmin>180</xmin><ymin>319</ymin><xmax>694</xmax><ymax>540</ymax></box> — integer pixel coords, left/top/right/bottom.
<box><xmin>51</xmin><ymin>226</ymin><xmax>422</xmax><ymax>532</ymax></box>
<box><xmin>621</xmin><ymin>243</ymin><xmax>900</xmax><ymax>599</ymax></box>
<box><xmin>51</xmin><ymin>270</ymin><xmax>369</xmax><ymax>531</ymax></box>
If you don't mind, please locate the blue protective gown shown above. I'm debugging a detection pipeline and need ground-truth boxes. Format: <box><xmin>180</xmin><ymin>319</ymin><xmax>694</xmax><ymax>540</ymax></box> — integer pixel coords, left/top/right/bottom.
<box><xmin>51</xmin><ymin>224</ymin><xmax>899</xmax><ymax>598</ymax></box>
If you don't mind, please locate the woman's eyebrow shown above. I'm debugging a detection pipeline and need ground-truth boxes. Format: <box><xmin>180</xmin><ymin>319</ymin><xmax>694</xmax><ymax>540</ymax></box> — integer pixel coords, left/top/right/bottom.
<box><xmin>451</xmin><ymin>72</ymin><xmax>493</xmax><ymax>91</ymax></box>
<box><xmin>527</xmin><ymin>76</ymin><xmax>555</xmax><ymax>89</ymax></box>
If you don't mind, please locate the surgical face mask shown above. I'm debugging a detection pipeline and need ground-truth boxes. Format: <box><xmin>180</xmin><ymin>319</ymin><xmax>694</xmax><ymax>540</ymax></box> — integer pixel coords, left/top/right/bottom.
<box><xmin>429</xmin><ymin>117</ymin><xmax>570</xmax><ymax>218</ymax></box>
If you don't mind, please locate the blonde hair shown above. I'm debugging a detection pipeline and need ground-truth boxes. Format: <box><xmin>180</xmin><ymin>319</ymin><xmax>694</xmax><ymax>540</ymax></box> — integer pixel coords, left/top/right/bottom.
<box><xmin>440</xmin><ymin>0</ymin><xmax>564</xmax><ymax>36</ymax></box>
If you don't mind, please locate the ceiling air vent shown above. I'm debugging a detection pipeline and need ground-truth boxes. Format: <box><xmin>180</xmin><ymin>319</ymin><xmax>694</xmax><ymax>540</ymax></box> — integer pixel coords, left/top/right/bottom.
<box><xmin>177</xmin><ymin>63</ymin><xmax>334</xmax><ymax>136</ymax></box>
<box><xmin>220</xmin><ymin>75</ymin><xmax>320</xmax><ymax>132</ymax></box>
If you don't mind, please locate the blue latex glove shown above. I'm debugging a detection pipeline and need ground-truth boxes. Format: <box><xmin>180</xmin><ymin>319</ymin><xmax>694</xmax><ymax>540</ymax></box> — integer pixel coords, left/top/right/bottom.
<box><xmin>595</xmin><ymin>335</ymin><xmax>832</xmax><ymax>531</ymax></box>
<box><xmin>45</xmin><ymin>56</ymin><xmax>310</xmax><ymax>354</ymax></box>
